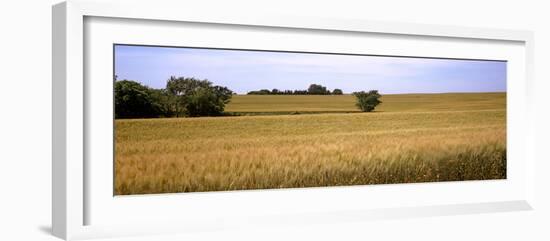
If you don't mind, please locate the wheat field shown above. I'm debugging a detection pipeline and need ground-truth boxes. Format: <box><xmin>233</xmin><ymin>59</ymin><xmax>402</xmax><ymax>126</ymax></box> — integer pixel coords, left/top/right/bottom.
<box><xmin>115</xmin><ymin>92</ymin><xmax>506</xmax><ymax>195</ymax></box>
<box><xmin>225</xmin><ymin>92</ymin><xmax>506</xmax><ymax>113</ymax></box>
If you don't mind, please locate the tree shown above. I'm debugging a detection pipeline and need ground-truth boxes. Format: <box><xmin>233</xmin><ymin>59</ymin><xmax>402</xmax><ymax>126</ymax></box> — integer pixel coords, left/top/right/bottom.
<box><xmin>165</xmin><ymin>76</ymin><xmax>233</xmax><ymax>117</ymax></box>
<box><xmin>332</xmin><ymin>89</ymin><xmax>343</xmax><ymax>95</ymax></box>
<box><xmin>148</xmin><ymin>88</ymin><xmax>178</xmax><ymax>117</ymax></box>
<box><xmin>114</xmin><ymin>80</ymin><xmax>162</xmax><ymax>118</ymax></box>
<box><xmin>185</xmin><ymin>87</ymin><xmax>224</xmax><ymax>116</ymax></box>
<box><xmin>247</xmin><ymin>84</ymin><xmax>347</xmax><ymax>95</ymax></box>
<box><xmin>307</xmin><ymin>84</ymin><xmax>330</xmax><ymax>95</ymax></box>
<box><xmin>247</xmin><ymin>89</ymin><xmax>271</xmax><ymax>95</ymax></box>
<box><xmin>353</xmin><ymin>90</ymin><xmax>382</xmax><ymax>112</ymax></box>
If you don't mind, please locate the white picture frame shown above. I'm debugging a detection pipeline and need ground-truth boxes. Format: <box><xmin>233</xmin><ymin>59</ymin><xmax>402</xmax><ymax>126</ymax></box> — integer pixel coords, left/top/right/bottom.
<box><xmin>52</xmin><ymin>0</ymin><xmax>535</xmax><ymax>240</ymax></box>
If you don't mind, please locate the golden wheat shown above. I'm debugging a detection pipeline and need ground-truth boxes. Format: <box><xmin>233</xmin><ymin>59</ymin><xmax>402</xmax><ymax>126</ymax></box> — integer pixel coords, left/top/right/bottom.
<box><xmin>115</xmin><ymin>93</ymin><xmax>506</xmax><ymax>195</ymax></box>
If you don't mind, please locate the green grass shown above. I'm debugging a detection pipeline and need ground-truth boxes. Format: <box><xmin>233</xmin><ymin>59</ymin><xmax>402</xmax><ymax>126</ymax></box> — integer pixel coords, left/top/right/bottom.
<box><xmin>115</xmin><ymin>92</ymin><xmax>506</xmax><ymax>195</ymax></box>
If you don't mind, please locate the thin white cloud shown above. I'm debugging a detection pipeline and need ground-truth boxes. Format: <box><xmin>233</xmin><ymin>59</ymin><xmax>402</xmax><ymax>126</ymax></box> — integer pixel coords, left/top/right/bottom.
<box><xmin>157</xmin><ymin>48</ymin><xmax>459</xmax><ymax>79</ymax></box>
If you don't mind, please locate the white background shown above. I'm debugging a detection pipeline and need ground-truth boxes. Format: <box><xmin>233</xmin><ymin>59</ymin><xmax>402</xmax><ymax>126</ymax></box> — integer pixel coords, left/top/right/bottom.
<box><xmin>86</xmin><ymin>16</ymin><xmax>528</xmax><ymax>228</ymax></box>
<box><xmin>0</xmin><ymin>0</ymin><xmax>549</xmax><ymax>240</ymax></box>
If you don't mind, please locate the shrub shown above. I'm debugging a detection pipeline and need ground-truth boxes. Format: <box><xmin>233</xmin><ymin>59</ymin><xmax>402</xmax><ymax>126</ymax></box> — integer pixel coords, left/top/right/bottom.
<box><xmin>166</xmin><ymin>76</ymin><xmax>233</xmax><ymax>117</ymax></box>
<box><xmin>353</xmin><ymin>90</ymin><xmax>382</xmax><ymax>112</ymax></box>
<box><xmin>114</xmin><ymin>80</ymin><xmax>162</xmax><ymax>118</ymax></box>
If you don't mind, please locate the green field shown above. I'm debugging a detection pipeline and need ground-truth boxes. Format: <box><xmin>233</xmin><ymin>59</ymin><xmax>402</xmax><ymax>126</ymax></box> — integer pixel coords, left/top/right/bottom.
<box><xmin>115</xmin><ymin>92</ymin><xmax>506</xmax><ymax>195</ymax></box>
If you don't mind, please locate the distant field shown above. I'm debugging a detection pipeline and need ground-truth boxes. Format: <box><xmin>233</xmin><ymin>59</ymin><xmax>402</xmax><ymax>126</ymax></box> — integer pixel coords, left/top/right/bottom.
<box><xmin>115</xmin><ymin>92</ymin><xmax>506</xmax><ymax>195</ymax></box>
<box><xmin>225</xmin><ymin>92</ymin><xmax>506</xmax><ymax>114</ymax></box>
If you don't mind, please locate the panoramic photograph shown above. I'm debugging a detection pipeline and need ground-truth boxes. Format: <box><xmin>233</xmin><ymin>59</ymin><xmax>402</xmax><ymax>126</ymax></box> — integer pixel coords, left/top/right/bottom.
<box><xmin>114</xmin><ymin>44</ymin><xmax>507</xmax><ymax>195</ymax></box>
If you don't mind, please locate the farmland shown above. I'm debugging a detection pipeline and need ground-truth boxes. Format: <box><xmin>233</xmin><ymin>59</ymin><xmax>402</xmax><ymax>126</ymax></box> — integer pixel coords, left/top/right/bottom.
<box><xmin>225</xmin><ymin>92</ymin><xmax>506</xmax><ymax>114</ymax></box>
<box><xmin>114</xmin><ymin>92</ymin><xmax>506</xmax><ymax>195</ymax></box>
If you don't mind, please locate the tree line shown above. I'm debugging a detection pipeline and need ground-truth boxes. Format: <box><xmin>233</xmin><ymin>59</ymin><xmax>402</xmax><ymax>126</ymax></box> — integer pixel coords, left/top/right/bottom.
<box><xmin>115</xmin><ymin>77</ymin><xmax>383</xmax><ymax>119</ymax></box>
<box><xmin>115</xmin><ymin>76</ymin><xmax>233</xmax><ymax>118</ymax></box>
<box><xmin>247</xmin><ymin>84</ymin><xmax>343</xmax><ymax>95</ymax></box>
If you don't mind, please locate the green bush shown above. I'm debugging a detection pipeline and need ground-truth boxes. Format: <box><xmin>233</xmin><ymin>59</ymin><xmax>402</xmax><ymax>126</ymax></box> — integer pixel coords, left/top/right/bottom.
<box><xmin>115</xmin><ymin>76</ymin><xmax>234</xmax><ymax>118</ymax></box>
<box><xmin>353</xmin><ymin>90</ymin><xmax>382</xmax><ymax>112</ymax></box>
<box><xmin>166</xmin><ymin>76</ymin><xmax>233</xmax><ymax>117</ymax></box>
<box><xmin>114</xmin><ymin>80</ymin><xmax>163</xmax><ymax>118</ymax></box>
<box><xmin>332</xmin><ymin>89</ymin><xmax>343</xmax><ymax>95</ymax></box>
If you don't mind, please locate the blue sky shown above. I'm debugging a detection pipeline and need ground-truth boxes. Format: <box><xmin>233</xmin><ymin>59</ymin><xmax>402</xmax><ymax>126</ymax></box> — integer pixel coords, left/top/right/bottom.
<box><xmin>114</xmin><ymin>45</ymin><xmax>506</xmax><ymax>94</ymax></box>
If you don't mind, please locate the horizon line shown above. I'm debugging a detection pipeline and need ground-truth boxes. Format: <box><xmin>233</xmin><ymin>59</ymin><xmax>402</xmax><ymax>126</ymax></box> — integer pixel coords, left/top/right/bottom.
<box><xmin>232</xmin><ymin>91</ymin><xmax>507</xmax><ymax>95</ymax></box>
<box><xmin>114</xmin><ymin>79</ymin><xmax>506</xmax><ymax>96</ymax></box>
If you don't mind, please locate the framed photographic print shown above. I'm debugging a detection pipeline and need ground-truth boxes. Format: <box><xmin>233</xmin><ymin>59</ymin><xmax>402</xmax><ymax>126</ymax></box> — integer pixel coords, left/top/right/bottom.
<box><xmin>113</xmin><ymin>44</ymin><xmax>508</xmax><ymax>195</ymax></box>
<box><xmin>52</xmin><ymin>0</ymin><xmax>535</xmax><ymax>240</ymax></box>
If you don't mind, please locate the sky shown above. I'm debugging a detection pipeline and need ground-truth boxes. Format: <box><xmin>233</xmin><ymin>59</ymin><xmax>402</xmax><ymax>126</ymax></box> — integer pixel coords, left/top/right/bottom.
<box><xmin>114</xmin><ymin>45</ymin><xmax>507</xmax><ymax>94</ymax></box>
